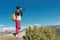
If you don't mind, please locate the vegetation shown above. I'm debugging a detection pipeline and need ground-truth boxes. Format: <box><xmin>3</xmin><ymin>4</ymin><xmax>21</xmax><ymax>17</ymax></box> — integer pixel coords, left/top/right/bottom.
<box><xmin>24</xmin><ymin>25</ymin><xmax>60</xmax><ymax>40</ymax></box>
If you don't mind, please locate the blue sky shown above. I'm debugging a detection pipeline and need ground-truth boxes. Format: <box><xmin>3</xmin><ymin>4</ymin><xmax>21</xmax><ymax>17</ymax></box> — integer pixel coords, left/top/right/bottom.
<box><xmin>0</xmin><ymin>0</ymin><xmax>60</xmax><ymax>28</ymax></box>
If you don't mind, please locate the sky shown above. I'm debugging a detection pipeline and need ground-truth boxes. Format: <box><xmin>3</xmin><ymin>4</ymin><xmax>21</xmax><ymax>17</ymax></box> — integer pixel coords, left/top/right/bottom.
<box><xmin>0</xmin><ymin>0</ymin><xmax>60</xmax><ymax>28</ymax></box>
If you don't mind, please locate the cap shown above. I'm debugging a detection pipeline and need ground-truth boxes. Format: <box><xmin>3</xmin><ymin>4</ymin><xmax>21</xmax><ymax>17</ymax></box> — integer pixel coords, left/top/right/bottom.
<box><xmin>16</xmin><ymin>6</ymin><xmax>21</xmax><ymax>10</ymax></box>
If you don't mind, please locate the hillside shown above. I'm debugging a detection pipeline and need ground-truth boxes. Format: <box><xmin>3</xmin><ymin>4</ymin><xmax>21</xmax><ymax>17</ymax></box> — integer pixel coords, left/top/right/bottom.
<box><xmin>47</xmin><ymin>25</ymin><xmax>60</xmax><ymax>35</ymax></box>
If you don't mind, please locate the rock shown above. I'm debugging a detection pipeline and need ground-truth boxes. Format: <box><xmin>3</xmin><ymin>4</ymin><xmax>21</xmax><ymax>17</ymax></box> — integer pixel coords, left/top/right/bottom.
<box><xmin>0</xmin><ymin>34</ymin><xmax>17</xmax><ymax>40</ymax></box>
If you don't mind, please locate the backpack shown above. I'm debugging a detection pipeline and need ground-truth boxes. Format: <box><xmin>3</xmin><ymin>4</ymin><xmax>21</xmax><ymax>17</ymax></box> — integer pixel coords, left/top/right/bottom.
<box><xmin>12</xmin><ymin>13</ymin><xmax>16</xmax><ymax>21</ymax></box>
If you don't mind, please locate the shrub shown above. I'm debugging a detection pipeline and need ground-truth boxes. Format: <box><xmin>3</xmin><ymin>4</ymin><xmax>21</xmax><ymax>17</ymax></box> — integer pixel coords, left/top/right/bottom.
<box><xmin>24</xmin><ymin>25</ymin><xmax>56</xmax><ymax>40</ymax></box>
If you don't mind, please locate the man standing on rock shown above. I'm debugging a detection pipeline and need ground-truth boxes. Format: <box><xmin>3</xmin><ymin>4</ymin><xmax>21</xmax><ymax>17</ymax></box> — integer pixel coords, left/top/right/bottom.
<box><xmin>12</xmin><ymin>6</ymin><xmax>23</xmax><ymax>37</ymax></box>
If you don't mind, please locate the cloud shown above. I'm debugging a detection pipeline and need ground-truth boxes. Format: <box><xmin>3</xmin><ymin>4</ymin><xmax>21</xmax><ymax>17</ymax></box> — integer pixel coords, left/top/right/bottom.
<box><xmin>0</xmin><ymin>26</ymin><xmax>27</xmax><ymax>32</ymax></box>
<box><xmin>0</xmin><ymin>24</ymin><xmax>4</xmax><ymax>26</ymax></box>
<box><xmin>45</xmin><ymin>23</ymin><xmax>60</xmax><ymax>26</ymax></box>
<box><xmin>35</xmin><ymin>24</ymin><xmax>41</xmax><ymax>26</ymax></box>
<box><xmin>35</xmin><ymin>24</ymin><xmax>40</xmax><ymax>25</ymax></box>
<box><xmin>2</xmin><ymin>27</ymin><xmax>15</xmax><ymax>30</ymax></box>
<box><xmin>52</xmin><ymin>23</ymin><xmax>60</xmax><ymax>25</ymax></box>
<box><xmin>1</xmin><ymin>27</ymin><xmax>15</xmax><ymax>32</ymax></box>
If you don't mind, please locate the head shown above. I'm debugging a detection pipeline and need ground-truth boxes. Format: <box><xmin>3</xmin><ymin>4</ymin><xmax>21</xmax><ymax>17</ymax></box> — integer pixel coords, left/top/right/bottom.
<box><xmin>16</xmin><ymin>6</ymin><xmax>24</xmax><ymax>11</ymax></box>
<box><xmin>16</xmin><ymin>6</ymin><xmax>23</xmax><ymax>11</ymax></box>
<box><xmin>16</xmin><ymin>6</ymin><xmax>21</xmax><ymax>10</ymax></box>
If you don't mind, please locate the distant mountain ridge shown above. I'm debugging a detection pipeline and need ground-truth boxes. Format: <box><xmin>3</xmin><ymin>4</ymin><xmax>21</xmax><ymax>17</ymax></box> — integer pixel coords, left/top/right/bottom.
<box><xmin>47</xmin><ymin>25</ymin><xmax>60</xmax><ymax>35</ymax></box>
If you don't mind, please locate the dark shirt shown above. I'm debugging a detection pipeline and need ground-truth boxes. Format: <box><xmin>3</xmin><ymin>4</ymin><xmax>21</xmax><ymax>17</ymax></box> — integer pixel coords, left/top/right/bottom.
<box><xmin>15</xmin><ymin>11</ymin><xmax>23</xmax><ymax>16</ymax></box>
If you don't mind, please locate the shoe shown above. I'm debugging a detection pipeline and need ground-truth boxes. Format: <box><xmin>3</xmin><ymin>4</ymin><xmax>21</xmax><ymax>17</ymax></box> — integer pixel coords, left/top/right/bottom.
<box><xmin>13</xmin><ymin>33</ymin><xmax>16</xmax><ymax>37</ymax></box>
<box><xmin>16</xmin><ymin>35</ymin><xmax>18</xmax><ymax>38</ymax></box>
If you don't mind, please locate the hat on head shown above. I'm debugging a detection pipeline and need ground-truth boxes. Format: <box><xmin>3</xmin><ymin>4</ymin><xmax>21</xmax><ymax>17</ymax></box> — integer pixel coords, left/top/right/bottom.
<box><xmin>16</xmin><ymin>6</ymin><xmax>21</xmax><ymax>10</ymax></box>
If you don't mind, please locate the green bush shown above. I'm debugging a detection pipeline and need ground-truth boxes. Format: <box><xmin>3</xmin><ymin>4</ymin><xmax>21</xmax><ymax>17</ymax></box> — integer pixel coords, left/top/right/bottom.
<box><xmin>24</xmin><ymin>25</ymin><xmax>56</xmax><ymax>40</ymax></box>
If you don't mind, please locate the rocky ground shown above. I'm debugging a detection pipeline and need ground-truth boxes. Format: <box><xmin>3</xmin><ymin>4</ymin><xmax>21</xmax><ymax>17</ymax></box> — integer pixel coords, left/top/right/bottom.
<box><xmin>0</xmin><ymin>34</ymin><xmax>25</xmax><ymax>40</ymax></box>
<box><xmin>0</xmin><ymin>34</ymin><xmax>17</xmax><ymax>40</ymax></box>
<box><xmin>0</xmin><ymin>29</ymin><xmax>26</xmax><ymax>40</ymax></box>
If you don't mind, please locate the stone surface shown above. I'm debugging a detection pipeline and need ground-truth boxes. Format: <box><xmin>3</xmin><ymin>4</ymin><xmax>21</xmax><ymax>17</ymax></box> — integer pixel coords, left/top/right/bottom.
<box><xmin>0</xmin><ymin>29</ymin><xmax>26</xmax><ymax>40</ymax></box>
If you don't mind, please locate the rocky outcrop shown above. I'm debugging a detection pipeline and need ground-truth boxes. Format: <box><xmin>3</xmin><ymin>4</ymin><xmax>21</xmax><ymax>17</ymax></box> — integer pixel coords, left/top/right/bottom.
<box><xmin>0</xmin><ymin>34</ymin><xmax>17</xmax><ymax>40</ymax></box>
<box><xmin>0</xmin><ymin>29</ymin><xmax>26</xmax><ymax>40</ymax></box>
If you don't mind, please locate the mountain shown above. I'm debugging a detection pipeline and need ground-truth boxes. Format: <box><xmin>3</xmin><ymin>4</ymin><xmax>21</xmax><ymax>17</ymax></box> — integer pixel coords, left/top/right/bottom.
<box><xmin>47</xmin><ymin>25</ymin><xmax>60</xmax><ymax>35</ymax></box>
